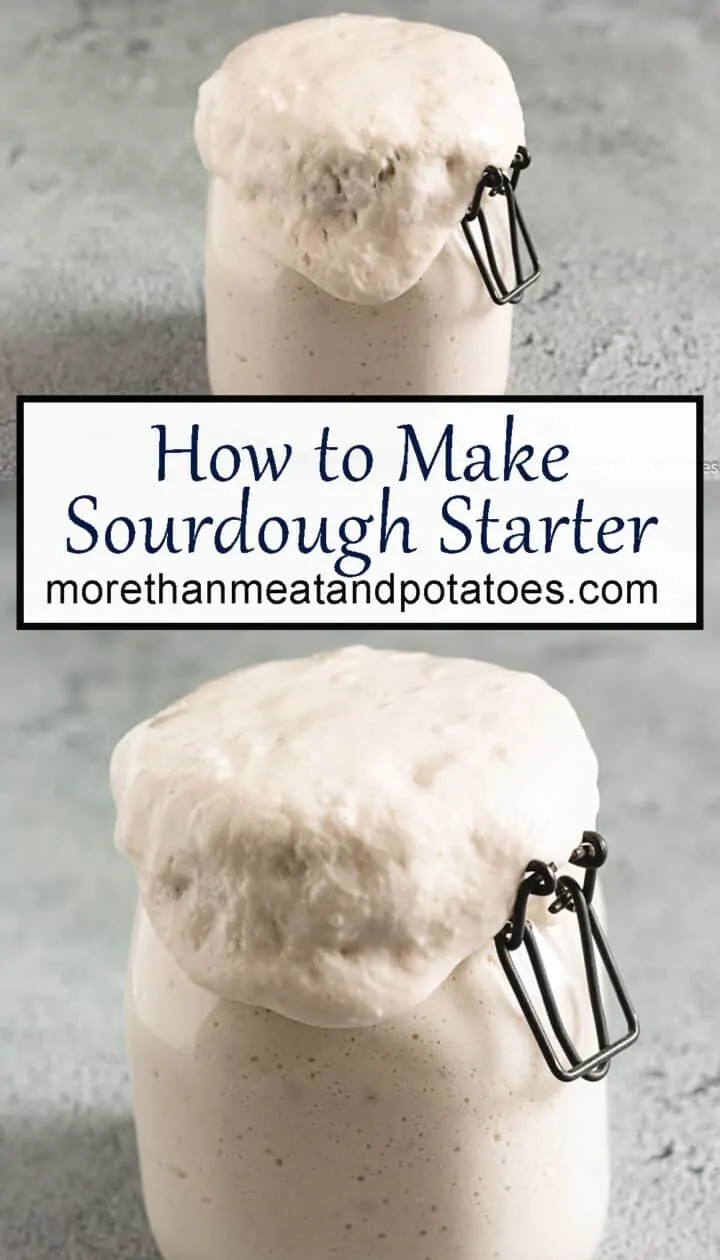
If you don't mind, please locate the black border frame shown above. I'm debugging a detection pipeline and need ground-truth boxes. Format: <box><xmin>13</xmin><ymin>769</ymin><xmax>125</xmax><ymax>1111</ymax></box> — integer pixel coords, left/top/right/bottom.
<box><xmin>16</xmin><ymin>393</ymin><xmax>704</xmax><ymax>631</ymax></box>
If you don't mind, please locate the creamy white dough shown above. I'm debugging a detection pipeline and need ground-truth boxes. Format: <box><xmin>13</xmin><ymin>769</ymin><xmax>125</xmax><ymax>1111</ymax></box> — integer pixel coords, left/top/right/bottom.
<box><xmin>125</xmin><ymin>904</ymin><xmax>609</xmax><ymax>1260</ymax></box>
<box><xmin>194</xmin><ymin>14</ymin><xmax>524</xmax><ymax>304</ymax></box>
<box><xmin>112</xmin><ymin>646</ymin><xmax>599</xmax><ymax>1027</ymax></box>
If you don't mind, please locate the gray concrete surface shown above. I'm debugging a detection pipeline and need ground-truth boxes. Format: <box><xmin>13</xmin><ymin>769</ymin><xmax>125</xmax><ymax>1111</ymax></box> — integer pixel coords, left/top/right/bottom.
<box><xmin>1</xmin><ymin>478</ymin><xmax>719</xmax><ymax>1258</ymax></box>
<box><xmin>1</xmin><ymin>0</ymin><xmax>720</xmax><ymax>478</ymax></box>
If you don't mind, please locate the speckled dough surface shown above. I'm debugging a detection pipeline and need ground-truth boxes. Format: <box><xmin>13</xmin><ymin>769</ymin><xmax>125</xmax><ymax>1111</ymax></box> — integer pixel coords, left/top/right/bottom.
<box><xmin>1</xmin><ymin>0</ymin><xmax>719</xmax><ymax>474</ymax></box>
<box><xmin>195</xmin><ymin>14</ymin><xmax>523</xmax><ymax>303</ymax></box>
<box><xmin>1</xmin><ymin>484</ymin><xmax>720</xmax><ymax>1258</ymax></box>
<box><xmin>112</xmin><ymin>647</ymin><xmax>598</xmax><ymax>1025</ymax></box>
<box><xmin>125</xmin><ymin>902</ymin><xmax>609</xmax><ymax>1260</ymax></box>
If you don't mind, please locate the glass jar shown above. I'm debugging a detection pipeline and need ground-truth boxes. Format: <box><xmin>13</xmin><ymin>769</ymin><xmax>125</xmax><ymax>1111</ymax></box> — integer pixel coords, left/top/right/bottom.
<box><xmin>126</xmin><ymin>898</ymin><xmax>609</xmax><ymax>1260</ymax></box>
<box><xmin>195</xmin><ymin>15</ymin><xmax>541</xmax><ymax>399</ymax></box>
<box><xmin>204</xmin><ymin>177</ymin><xmax>516</xmax><ymax>397</ymax></box>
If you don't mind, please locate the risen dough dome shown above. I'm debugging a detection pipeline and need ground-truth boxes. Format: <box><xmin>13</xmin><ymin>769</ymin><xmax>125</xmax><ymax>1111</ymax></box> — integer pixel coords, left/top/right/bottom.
<box><xmin>112</xmin><ymin>646</ymin><xmax>599</xmax><ymax>1028</ymax></box>
<box><xmin>194</xmin><ymin>13</ymin><xmax>524</xmax><ymax>304</ymax></box>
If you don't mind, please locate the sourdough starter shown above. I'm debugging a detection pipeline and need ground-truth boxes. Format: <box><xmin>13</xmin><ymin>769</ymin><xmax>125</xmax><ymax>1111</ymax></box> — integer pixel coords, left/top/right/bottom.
<box><xmin>115</xmin><ymin>647</ymin><xmax>610</xmax><ymax>1260</ymax></box>
<box><xmin>194</xmin><ymin>16</ymin><xmax>525</xmax><ymax>396</ymax></box>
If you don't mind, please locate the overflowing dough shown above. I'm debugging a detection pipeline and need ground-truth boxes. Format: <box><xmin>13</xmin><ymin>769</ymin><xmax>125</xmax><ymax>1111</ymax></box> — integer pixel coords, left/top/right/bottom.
<box><xmin>194</xmin><ymin>14</ymin><xmax>524</xmax><ymax>304</ymax></box>
<box><xmin>112</xmin><ymin>646</ymin><xmax>598</xmax><ymax>1027</ymax></box>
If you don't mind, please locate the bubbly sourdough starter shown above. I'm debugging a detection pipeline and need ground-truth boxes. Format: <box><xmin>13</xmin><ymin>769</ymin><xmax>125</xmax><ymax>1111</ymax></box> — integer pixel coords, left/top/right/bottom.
<box><xmin>204</xmin><ymin>180</ymin><xmax>513</xmax><ymax>396</ymax></box>
<box><xmin>115</xmin><ymin>647</ymin><xmax>610</xmax><ymax>1260</ymax></box>
<box><xmin>195</xmin><ymin>16</ymin><xmax>524</xmax><ymax>395</ymax></box>
<box><xmin>126</xmin><ymin>908</ymin><xmax>608</xmax><ymax>1260</ymax></box>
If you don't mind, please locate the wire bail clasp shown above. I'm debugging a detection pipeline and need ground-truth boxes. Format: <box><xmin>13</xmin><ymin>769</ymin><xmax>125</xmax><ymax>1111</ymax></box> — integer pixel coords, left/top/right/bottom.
<box><xmin>494</xmin><ymin>831</ymin><xmax>640</xmax><ymax>1083</ymax></box>
<box><xmin>461</xmin><ymin>145</ymin><xmax>541</xmax><ymax>305</ymax></box>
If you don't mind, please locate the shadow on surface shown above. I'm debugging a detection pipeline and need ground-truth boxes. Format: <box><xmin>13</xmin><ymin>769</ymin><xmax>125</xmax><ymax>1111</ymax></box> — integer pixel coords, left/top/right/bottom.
<box><xmin>0</xmin><ymin>307</ymin><xmax>206</xmax><ymax>475</ymax></box>
<box><xmin>2</xmin><ymin>308</ymin><xmax>207</xmax><ymax>404</ymax></box>
<box><xmin>0</xmin><ymin>1113</ymin><xmax>159</xmax><ymax>1259</ymax></box>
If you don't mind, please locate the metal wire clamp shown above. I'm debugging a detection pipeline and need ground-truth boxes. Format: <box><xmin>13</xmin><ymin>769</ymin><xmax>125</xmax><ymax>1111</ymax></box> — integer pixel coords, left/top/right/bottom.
<box><xmin>494</xmin><ymin>831</ymin><xmax>640</xmax><ymax>1083</ymax></box>
<box><xmin>461</xmin><ymin>145</ymin><xmax>541</xmax><ymax>305</ymax></box>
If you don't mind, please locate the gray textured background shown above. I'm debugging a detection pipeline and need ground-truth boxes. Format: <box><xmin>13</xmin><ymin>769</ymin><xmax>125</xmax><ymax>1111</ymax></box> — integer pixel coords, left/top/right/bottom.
<box><xmin>1</xmin><ymin>479</ymin><xmax>719</xmax><ymax>1258</ymax></box>
<box><xmin>1</xmin><ymin>0</ymin><xmax>720</xmax><ymax>478</ymax></box>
